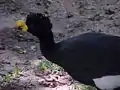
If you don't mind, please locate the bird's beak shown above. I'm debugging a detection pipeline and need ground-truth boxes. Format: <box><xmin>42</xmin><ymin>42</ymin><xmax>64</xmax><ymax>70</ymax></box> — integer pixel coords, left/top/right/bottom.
<box><xmin>15</xmin><ymin>20</ymin><xmax>28</xmax><ymax>32</ymax></box>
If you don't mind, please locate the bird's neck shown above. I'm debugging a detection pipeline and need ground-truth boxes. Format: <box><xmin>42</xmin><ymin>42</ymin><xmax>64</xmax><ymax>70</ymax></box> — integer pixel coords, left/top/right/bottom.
<box><xmin>37</xmin><ymin>31</ymin><xmax>56</xmax><ymax>56</ymax></box>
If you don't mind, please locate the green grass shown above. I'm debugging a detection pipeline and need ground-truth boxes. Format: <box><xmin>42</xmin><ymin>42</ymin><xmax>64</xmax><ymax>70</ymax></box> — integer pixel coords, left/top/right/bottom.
<box><xmin>37</xmin><ymin>59</ymin><xmax>64</xmax><ymax>73</ymax></box>
<box><xmin>0</xmin><ymin>66</ymin><xmax>21</xmax><ymax>88</ymax></box>
<box><xmin>1</xmin><ymin>66</ymin><xmax>20</xmax><ymax>82</ymax></box>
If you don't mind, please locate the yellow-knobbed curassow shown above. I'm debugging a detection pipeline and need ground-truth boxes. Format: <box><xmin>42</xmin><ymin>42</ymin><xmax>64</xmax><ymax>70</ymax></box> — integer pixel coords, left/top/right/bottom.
<box><xmin>16</xmin><ymin>12</ymin><xmax>120</xmax><ymax>90</ymax></box>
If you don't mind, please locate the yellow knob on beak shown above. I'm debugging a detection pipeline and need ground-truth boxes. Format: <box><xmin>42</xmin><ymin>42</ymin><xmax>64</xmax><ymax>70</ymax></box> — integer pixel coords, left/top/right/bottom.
<box><xmin>15</xmin><ymin>20</ymin><xmax>28</xmax><ymax>32</ymax></box>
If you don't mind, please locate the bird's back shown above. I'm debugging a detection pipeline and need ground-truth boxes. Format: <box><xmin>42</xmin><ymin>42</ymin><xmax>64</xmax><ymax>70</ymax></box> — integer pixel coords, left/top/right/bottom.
<box><xmin>55</xmin><ymin>32</ymin><xmax>120</xmax><ymax>80</ymax></box>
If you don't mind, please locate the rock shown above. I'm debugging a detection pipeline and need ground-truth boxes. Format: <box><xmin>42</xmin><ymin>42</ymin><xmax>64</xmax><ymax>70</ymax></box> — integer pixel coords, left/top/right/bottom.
<box><xmin>30</xmin><ymin>45</ymin><xmax>37</xmax><ymax>51</ymax></box>
<box><xmin>66</xmin><ymin>12</ymin><xmax>74</xmax><ymax>18</ymax></box>
<box><xmin>105</xmin><ymin>9</ymin><xmax>115</xmax><ymax>15</ymax></box>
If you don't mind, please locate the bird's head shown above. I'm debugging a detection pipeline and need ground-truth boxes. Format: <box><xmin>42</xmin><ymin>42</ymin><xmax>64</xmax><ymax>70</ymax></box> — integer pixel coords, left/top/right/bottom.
<box><xmin>16</xmin><ymin>12</ymin><xmax>52</xmax><ymax>37</ymax></box>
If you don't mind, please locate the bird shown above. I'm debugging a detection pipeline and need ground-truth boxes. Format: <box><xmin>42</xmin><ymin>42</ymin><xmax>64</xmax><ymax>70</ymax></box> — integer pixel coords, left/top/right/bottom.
<box><xmin>16</xmin><ymin>12</ymin><xmax>120</xmax><ymax>90</ymax></box>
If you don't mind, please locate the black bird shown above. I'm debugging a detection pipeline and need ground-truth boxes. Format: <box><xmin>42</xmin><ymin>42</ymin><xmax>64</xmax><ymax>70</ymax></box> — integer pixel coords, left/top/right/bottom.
<box><xmin>16</xmin><ymin>12</ymin><xmax>120</xmax><ymax>90</ymax></box>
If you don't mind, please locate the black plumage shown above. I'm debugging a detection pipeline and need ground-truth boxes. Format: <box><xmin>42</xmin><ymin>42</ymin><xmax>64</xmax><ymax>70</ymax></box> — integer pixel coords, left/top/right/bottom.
<box><xmin>25</xmin><ymin>12</ymin><xmax>120</xmax><ymax>90</ymax></box>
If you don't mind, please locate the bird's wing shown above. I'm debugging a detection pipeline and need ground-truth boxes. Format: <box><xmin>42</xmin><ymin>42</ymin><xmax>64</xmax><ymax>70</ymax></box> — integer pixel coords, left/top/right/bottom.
<box><xmin>58</xmin><ymin>32</ymin><xmax>120</xmax><ymax>76</ymax></box>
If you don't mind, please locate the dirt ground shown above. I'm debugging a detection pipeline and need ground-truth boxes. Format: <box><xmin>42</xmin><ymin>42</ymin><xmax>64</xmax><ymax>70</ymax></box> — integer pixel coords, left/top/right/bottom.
<box><xmin>0</xmin><ymin>0</ymin><xmax>120</xmax><ymax>90</ymax></box>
